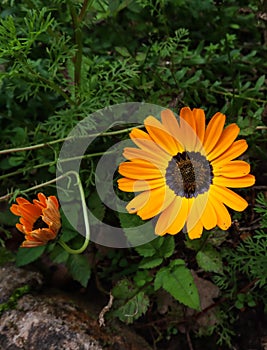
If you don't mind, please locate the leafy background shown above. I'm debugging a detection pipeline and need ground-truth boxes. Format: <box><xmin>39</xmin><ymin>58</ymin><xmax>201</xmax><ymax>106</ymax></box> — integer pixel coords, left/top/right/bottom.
<box><xmin>0</xmin><ymin>0</ymin><xmax>267</xmax><ymax>349</ymax></box>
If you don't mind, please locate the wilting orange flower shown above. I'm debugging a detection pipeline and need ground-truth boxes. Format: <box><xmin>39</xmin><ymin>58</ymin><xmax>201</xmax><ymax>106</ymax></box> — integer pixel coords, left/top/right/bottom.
<box><xmin>10</xmin><ymin>193</ymin><xmax>61</xmax><ymax>247</ymax></box>
<box><xmin>118</xmin><ymin>107</ymin><xmax>255</xmax><ymax>239</ymax></box>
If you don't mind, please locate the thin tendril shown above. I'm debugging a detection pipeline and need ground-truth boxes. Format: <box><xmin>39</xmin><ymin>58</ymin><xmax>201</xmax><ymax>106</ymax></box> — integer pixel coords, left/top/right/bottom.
<box><xmin>57</xmin><ymin>170</ymin><xmax>90</xmax><ymax>254</ymax></box>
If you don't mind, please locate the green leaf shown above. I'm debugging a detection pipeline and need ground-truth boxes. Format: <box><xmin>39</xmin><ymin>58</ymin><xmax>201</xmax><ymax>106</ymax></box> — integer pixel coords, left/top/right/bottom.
<box><xmin>115</xmin><ymin>46</ymin><xmax>131</xmax><ymax>57</ymax></box>
<box><xmin>112</xmin><ymin>279</ymin><xmax>136</xmax><ymax>299</ymax></box>
<box><xmin>154</xmin><ymin>259</ymin><xmax>200</xmax><ymax>310</ymax></box>
<box><xmin>255</xmin><ymin>75</ymin><xmax>265</xmax><ymax>90</ymax></box>
<box><xmin>16</xmin><ymin>246</ymin><xmax>46</xmax><ymax>267</ymax></box>
<box><xmin>112</xmin><ymin>279</ymin><xmax>149</xmax><ymax>324</ymax></box>
<box><xmin>160</xmin><ymin>236</ymin><xmax>175</xmax><ymax>258</ymax></box>
<box><xmin>139</xmin><ymin>257</ymin><xmax>163</xmax><ymax>269</ymax></box>
<box><xmin>119</xmin><ymin>212</ymin><xmax>156</xmax><ymax>246</ymax></box>
<box><xmin>66</xmin><ymin>254</ymin><xmax>91</xmax><ymax>287</ymax></box>
<box><xmin>196</xmin><ymin>245</ymin><xmax>223</xmax><ymax>274</ymax></box>
<box><xmin>49</xmin><ymin>245</ymin><xmax>69</xmax><ymax>264</ymax></box>
<box><xmin>134</xmin><ymin>236</ymin><xmax>164</xmax><ymax>257</ymax></box>
<box><xmin>87</xmin><ymin>190</ymin><xmax>106</xmax><ymax>224</ymax></box>
<box><xmin>8</xmin><ymin>155</ymin><xmax>25</xmax><ymax>167</ymax></box>
<box><xmin>133</xmin><ymin>270</ymin><xmax>153</xmax><ymax>287</ymax></box>
<box><xmin>135</xmin><ymin>236</ymin><xmax>174</xmax><ymax>259</ymax></box>
<box><xmin>112</xmin><ymin>291</ymin><xmax>149</xmax><ymax>324</ymax></box>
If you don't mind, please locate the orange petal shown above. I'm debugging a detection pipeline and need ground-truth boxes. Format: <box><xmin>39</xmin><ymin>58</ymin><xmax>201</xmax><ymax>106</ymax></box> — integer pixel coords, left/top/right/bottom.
<box><xmin>211</xmin><ymin>140</ymin><xmax>248</xmax><ymax>167</ymax></box>
<box><xmin>16</xmin><ymin>197</ymin><xmax>31</xmax><ymax>205</ymax></box>
<box><xmin>130</xmin><ymin>128</ymin><xmax>152</xmax><ymax>142</ymax></box>
<box><xmin>204</xmin><ymin>112</ymin><xmax>226</xmax><ymax>154</ymax></box>
<box><xmin>118</xmin><ymin>160</ymin><xmax>164</xmax><ymax>180</ymax></box>
<box><xmin>137</xmin><ymin>186</ymin><xmax>176</xmax><ymax>220</ymax></box>
<box><xmin>144</xmin><ymin>116</ymin><xmax>180</xmax><ymax>155</ymax></box>
<box><xmin>200</xmin><ymin>195</ymin><xmax>217</xmax><ymax>230</ymax></box>
<box><xmin>155</xmin><ymin>196</ymin><xmax>187</xmax><ymax>235</ymax></box>
<box><xmin>187</xmin><ymin>220</ymin><xmax>203</xmax><ymax>239</ymax></box>
<box><xmin>209</xmin><ymin>192</ymin><xmax>231</xmax><ymax>230</ymax></box>
<box><xmin>118</xmin><ymin>177</ymin><xmax>165</xmax><ymax>192</ymax></box>
<box><xmin>179</xmin><ymin>107</ymin><xmax>198</xmax><ymax>151</ymax></box>
<box><xmin>49</xmin><ymin>196</ymin><xmax>59</xmax><ymax>209</ymax></box>
<box><xmin>10</xmin><ymin>204</ymin><xmax>21</xmax><ymax>216</ymax></box>
<box><xmin>186</xmin><ymin>194</ymin><xmax>207</xmax><ymax>232</ymax></box>
<box><xmin>126</xmin><ymin>191</ymin><xmax>150</xmax><ymax>214</ymax></box>
<box><xmin>16</xmin><ymin>223</ymin><xmax>25</xmax><ymax>233</ymax></box>
<box><xmin>21</xmin><ymin>240</ymin><xmax>45</xmax><ymax>248</ymax></box>
<box><xmin>31</xmin><ymin>228</ymin><xmax>57</xmax><ymax>242</ymax></box>
<box><xmin>180</xmin><ymin>107</ymin><xmax>196</xmax><ymax>133</ymax></box>
<box><xmin>42</xmin><ymin>201</ymin><xmax>61</xmax><ymax>234</ymax></box>
<box><xmin>161</xmin><ymin>109</ymin><xmax>183</xmax><ymax>153</ymax></box>
<box><xmin>16</xmin><ymin>204</ymin><xmax>41</xmax><ymax>225</ymax></box>
<box><xmin>213</xmin><ymin>174</ymin><xmax>255</xmax><ymax>188</ymax></box>
<box><xmin>213</xmin><ymin>160</ymin><xmax>251</xmax><ymax>178</ymax></box>
<box><xmin>123</xmin><ymin>147</ymin><xmax>169</xmax><ymax>168</ymax></box>
<box><xmin>210</xmin><ymin>185</ymin><xmax>248</xmax><ymax>211</ymax></box>
<box><xmin>193</xmin><ymin>108</ymin><xmax>206</xmax><ymax>147</ymax></box>
<box><xmin>207</xmin><ymin>123</ymin><xmax>240</xmax><ymax>161</ymax></box>
<box><xmin>130</xmin><ymin>130</ymin><xmax>171</xmax><ymax>159</ymax></box>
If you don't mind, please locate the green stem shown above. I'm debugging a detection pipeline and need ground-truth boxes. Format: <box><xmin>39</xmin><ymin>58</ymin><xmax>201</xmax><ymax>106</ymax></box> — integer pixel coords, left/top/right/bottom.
<box><xmin>210</xmin><ymin>88</ymin><xmax>266</xmax><ymax>104</ymax></box>
<box><xmin>0</xmin><ymin>125</ymin><xmax>143</xmax><ymax>155</ymax></box>
<box><xmin>58</xmin><ymin>170</ymin><xmax>90</xmax><ymax>254</ymax></box>
<box><xmin>69</xmin><ymin>3</ymin><xmax>83</xmax><ymax>89</ymax></box>
<box><xmin>79</xmin><ymin>0</ymin><xmax>95</xmax><ymax>22</ymax></box>
<box><xmin>25</xmin><ymin>64</ymin><xmax>74</xmax><ymax>105</ymax></box>
<box><xmin>0</xmin><ymin>150</ymin><xmax>115</xmax><ymax>184</ymax></box>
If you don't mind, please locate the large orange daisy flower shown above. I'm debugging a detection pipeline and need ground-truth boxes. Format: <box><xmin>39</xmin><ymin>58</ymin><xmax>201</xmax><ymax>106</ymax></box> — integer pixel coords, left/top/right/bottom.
<box><xmin>118</xmin><ymin>107</ymin><xmax>255</xmax><ymax>239</ymax></box>
<box><xmin>10</xmin><ymin>193</ymin><xmax>61</xmax><ymax>247</ymax></box>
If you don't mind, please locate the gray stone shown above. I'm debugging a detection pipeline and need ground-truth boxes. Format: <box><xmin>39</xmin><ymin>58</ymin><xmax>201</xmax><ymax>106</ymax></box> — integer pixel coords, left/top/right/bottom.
<box><xmin>0</xmin><ymin>264</ymin><xmax>43</xmax><ymax>304</ymax></box>
<box><xmin>0</xmin><ymin>264</ymin><xmax>153</xmax><ymax>350</ymax></box>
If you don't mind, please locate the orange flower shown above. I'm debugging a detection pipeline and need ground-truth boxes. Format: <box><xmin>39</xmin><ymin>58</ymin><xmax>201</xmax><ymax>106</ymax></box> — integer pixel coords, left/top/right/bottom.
<box><xmin>10</xmin><ymin>193</ymin><xmax>61</xmax><ymax>247</ymax></box>
<box><xmin>118</xmin><ymin>107</ymin><xmax>255</xmax><ymax>239</ymax></box>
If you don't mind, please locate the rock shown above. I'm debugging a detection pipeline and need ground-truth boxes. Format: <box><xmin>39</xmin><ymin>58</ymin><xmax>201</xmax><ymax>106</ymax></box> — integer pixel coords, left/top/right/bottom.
<box><xmin>0</xmin><ymin>264</ymin><xmax>153</xmax><ymax>350</ymax></box>
<box><xmin>0</xmin><ymin>294</ymin><xmax>103</xmax><ymax>350</ymax></box>
<box><xmin>0</xmin><ymin>263</ymin><xmax>43</xmax><ymax>304</ymax></box>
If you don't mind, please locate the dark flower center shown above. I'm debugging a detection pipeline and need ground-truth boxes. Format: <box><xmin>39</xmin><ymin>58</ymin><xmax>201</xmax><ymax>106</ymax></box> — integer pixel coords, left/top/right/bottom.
<box><xmin>165</xmin><ymin>151</ymin><xmax>213</xmax><ymax>198</ymax></box>
<box><xmin>32</xmin><ymin>217</ymin><xmax>49</xmax><ymax>230</ymax></box>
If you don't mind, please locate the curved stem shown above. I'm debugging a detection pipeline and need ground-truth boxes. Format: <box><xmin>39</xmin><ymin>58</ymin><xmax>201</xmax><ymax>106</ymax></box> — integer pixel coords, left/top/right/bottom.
<box><xmin>58</xmin><ymin>170</ymin><xmax>90</xmax><ymax>254</ymax></box>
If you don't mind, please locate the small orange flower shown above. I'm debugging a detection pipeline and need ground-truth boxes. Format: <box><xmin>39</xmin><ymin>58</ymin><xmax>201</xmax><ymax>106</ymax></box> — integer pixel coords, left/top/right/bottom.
<box><xmin>10</xmin><ymin>193</ymin><xmax>61</xmax><ymax>247</ymax></box>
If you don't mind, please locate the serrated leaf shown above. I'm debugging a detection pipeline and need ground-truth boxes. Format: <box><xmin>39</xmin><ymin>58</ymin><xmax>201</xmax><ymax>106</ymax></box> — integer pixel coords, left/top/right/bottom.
<box><xmin>134</xmin><ymin>236</ymin><xmax>164</xmax><ymax>257</ymax></box>
<box><xmin>112</xmin><ymin>279</ymin><xmax>137</xmax><ymax>299</ymax></box>
<box><xmin>118</xmin><ymin>212</ymin><xmax>156</xmax><ymax>246</ymax></box>
<box><xmin>113</xmin><ymin>291</ymin><xmax>149</xmax><ymax>324</ymax></box>
<box><xmin>160</xmin><ymin>236</ymin><xmax>175</xmax><ymax>258</ymax></box>
<box><xmin>154</xmin><ymin>260</ymin><xmax>200</xmax><ymax>310</ymax></box>
<box><xmin>139</xmin><ymin>257</ymin><xmax>163</xmax><ymax>269</ymax></box>
<box><xmin>196</xmin><ymin>245</ymin><xmax>223</xmax><ymax>274</ymax></box>
<box><xmin>49</xmin><ymin>245</ymin><xmax>69</xmax><ymax>264</ymax></box>
<box><xmin>16</xmin><ymin>246</ymin><xmax>46</xmax><ymax>267</ymax></box>
<box><xmin>66</xmin><ymin>254</ymin><xmax>91</xmax><ymax>287</ymax></box>
<box><xmin>118</xmin><ymin>211</ymin><xmax>146</xmax><ymax>228</ymax></box>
